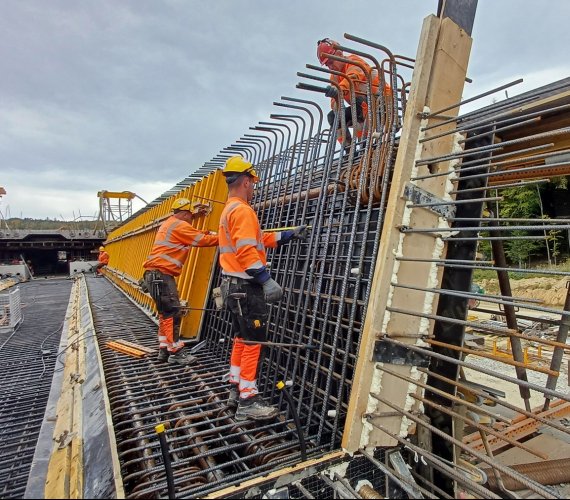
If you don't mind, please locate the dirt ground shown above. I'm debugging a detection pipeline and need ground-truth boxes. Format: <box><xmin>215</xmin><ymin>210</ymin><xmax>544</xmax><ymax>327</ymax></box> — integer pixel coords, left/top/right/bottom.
<box><xmin>478</xmin><ymin>277</ymin><xmax>569</xmax><ymax>307</ymax></box>
<box><xmin>465</xmin><ymin>276</ymin><xmax>570</xmax><ymax>409</ymax></box>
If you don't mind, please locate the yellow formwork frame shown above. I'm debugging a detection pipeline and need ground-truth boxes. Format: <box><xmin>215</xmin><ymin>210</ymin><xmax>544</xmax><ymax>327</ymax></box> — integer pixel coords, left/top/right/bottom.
<box><xmin>102</xmin><ymin>170</ymin><xmax>228</xmax><ymax>339</ymax></box>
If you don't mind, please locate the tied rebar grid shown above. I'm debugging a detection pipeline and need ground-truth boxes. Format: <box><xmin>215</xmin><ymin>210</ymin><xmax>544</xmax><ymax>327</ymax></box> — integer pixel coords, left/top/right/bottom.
<box><xmin>200</xmin><ymin>35</ymin><xmax>408</xmax><ymax>454</ymax></box>
<box><xmin>369</xmin><ymin>80</ymin><xmax>570</xmax><ymax>498</ymax></box>
<box><xmin>87</xmin><ymin>277</ymin><xmax>322</xmax><ymax>498</ymax></box>
<box><xmin>82</xmin><ymin>33</ymin><xmax>410</xmax><ymax>498</ymax></box>
<box><xmin>0</xmin><ymin>279</ymin><xmax>72</xmax><ymax>499</ymax></box>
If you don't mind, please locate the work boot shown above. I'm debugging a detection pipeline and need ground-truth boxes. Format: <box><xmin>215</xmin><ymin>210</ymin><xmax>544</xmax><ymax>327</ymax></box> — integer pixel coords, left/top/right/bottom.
<box><xmin>227</xmin><ymin>385</ymin><xmax>239</xmax><ymax>408</ymax></box>
<box><xmin>157</xmin><ymin>348</ymin><xmax>169</xmax><ymax>363</ymax></box>
<box><xmin>167</xmin><ymin>348</ymin><xmax>197</xmax><ymax>366</ymax></box>
<box><xmin>235</xmin><ymin>395</ymin><xmax>279</xmax><ymax>421</ymax></box>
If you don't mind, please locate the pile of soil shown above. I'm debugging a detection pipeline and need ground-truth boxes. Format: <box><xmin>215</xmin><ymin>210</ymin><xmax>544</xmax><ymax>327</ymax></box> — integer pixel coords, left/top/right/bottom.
<box><xmin>478</xmin><ymin>277</ymin><xmax>569</xmax><ymax>307</ymax></box>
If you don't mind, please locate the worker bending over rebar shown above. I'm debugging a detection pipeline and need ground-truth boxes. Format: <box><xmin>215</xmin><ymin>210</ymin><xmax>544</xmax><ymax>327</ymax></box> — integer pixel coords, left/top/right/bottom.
<box><xmin>317</xmin><ymin>38</ymin><xmax>391</xmax><ymax>148</ymax></box>
<box><xmin>219</xmin><ymin>156</ymin><xmax>308</xmax><ymax>421</ymax></box>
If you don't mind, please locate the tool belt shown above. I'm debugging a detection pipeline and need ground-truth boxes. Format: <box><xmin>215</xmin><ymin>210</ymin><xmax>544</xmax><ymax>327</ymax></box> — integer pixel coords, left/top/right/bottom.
<box><xmin>143</xmin><ymin>270</ymin><xmax>163</xmax><ymax>299</ymax></box>
<box><xmin>217</xmin><ymin>276</ymin><xmax>253</xmax><ymax>311</ymax></box>
<box><xmin>221</xmin><ymin>275</ymin><xmax>252</xmax><ymax>285</ymax></box>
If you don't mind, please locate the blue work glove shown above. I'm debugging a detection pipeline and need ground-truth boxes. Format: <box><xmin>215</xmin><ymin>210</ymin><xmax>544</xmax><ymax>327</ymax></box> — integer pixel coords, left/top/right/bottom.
<box><xmin>262</xmin><ymin>278</ymin><xmax>283</xmax><ymax>303</ymax></box>
<box><xmin>246</xmin><ymin>266</ymin><xmax>271</xmax><ymax>284</ymax></box>
<box><xmin>280</xmin><ymin>225</ymin><xmax>309</xmax><ymax>244</ymax></box>
<box><xmin>325</xmin><ymin>86</ymin><xmax>338</xmax><ymax>98</ymax></box>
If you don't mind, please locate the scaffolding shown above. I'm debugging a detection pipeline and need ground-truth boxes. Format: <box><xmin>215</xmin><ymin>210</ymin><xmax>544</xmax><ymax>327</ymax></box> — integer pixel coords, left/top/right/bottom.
<box><xmin>97</xmin><ymin>190</ymin><xmax>138</xmax><ymax>234</ymax></box>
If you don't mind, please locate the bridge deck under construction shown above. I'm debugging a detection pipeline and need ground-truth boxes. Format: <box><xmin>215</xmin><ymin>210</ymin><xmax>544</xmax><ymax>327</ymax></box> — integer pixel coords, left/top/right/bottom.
<box><xmin>87</xmin><ymin>277</ymin><xmax>323</xmax><ymax>498</ymax></box>
<box><xmin>2</xmin><ymin>5</ymin><xmax>570</xmax><ymax>498</ymax></box>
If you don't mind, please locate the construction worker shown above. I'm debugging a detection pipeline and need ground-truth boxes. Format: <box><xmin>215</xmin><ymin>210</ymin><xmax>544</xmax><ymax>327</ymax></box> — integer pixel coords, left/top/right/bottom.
<box><xmin>317</xmin><ymin>38</ymin><xmax>391</xmax><ymax>148</ymax></box>
<box><xmin>95</xmin><ymin>245</ymin><xmax>110</xmax><ymax>276</ymax></box>
<box><xmin>219</xmin><ymin>156</ymin><xmax>308</xmax><ymax>421</ymax></box>
<box><xmin>143</xmin><ymin>198</ymin><xmax>218</xmax><ymax>365</ymax></box>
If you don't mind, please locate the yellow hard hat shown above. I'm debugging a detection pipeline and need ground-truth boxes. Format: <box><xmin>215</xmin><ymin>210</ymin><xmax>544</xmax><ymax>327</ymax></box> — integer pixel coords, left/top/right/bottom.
<box><xmin>171</xmin><ymin>198</ymin><xmax>211</xmax><ymax>215</ymax></box>
<box><xmin>99</xmin><ymin>246</ymin><xmax>105</xmax><ymax>251</ymax></box>
<box><xmin>171</xmin><ymin>198</ymin><xmax>193</xmax><ymax>212</ymax></box>
<box><xmin>223</xmin><ymin>156</ymin><xmax>259</xmax><ymax>183</ymax></box>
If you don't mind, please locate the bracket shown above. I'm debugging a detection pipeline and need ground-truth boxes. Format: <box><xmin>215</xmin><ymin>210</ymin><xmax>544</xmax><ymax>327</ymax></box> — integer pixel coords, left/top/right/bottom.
<box><xmin>388</xmin><ymin>450</ymin><xmax>424</xmax><ymax>499</ymax></box>
<box><xmin>373</xmin><ymin>340</ymin><xmax>431</xmax><ymax>367</ymax></box>
<box><xmin>403</xmin><ymin>183</ymin><xmax>456</xmax><ymax>219</ymax></box>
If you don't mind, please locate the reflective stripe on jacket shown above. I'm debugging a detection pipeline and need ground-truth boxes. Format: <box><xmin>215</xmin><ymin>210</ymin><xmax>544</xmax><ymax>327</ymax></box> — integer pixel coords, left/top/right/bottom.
<box><xmin>143</xmin><ymin>215</ymin><xmax>218</xmax><ymax>276</ymax></box>
<box><xmin>329</xmin><ymin>54</ymin><xmax>391</xmax><ymax>110</ymax></box>
<box><xmin>218</xmin><ymin>197</ymin><xmax>279</xmax><ymax>279</ymax></box>
<box><xmin>98</xmin><ymin>251</ymin><xmax>109</xmax><ymax>265</ymax></box>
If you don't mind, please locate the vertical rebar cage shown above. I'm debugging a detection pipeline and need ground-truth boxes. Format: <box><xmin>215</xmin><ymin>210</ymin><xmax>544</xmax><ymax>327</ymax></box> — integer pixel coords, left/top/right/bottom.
<box><xmin>196</xmin><ymin>38</ymin><xmax>404</xmax><ymax>451</ymax></box>
<box><xmin>60</xmin><ymin>13</ymin><xmax>570</xmax><ymax>499</ymax></box>
<box><xmin>90</xmin><ymin>28</ymin><xmax>410</xmax><ymax>491</ymax></box>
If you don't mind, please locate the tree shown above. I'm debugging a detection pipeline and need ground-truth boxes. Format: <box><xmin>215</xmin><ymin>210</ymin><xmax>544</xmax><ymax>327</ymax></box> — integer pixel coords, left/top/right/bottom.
<box><xmin>498</xmin><ymin>185</ymin><xmax>543</xmax><ymax>266</ymax></box>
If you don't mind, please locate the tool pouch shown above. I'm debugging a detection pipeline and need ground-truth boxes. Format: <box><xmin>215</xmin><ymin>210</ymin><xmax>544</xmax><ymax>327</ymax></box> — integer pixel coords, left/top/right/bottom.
<box><xmin>138</xmin><ymin>278</ymin><xmax>149</xmax><ymax>293</ymax></box>
<box><xmin>212</xmin><ymin>286</ymin><xmax>225</xmax><ymax>311</ymax></box>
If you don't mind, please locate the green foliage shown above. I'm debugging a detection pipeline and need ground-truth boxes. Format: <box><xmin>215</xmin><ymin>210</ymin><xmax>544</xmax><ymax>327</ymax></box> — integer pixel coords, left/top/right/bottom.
<box><xmin>548</xmin><ymin>228</ymin><xmax>563</xmax><ymax>265</ymax></box>
<box><xmin>5</xmin><ymin>218</ymin><xmax>100</xmax><ymax>230</ymax></box>
<box><xmin>504</xmin><ymin>230</ymin><xmax>543</xmax><ymax>267</ymax></box>
<box><xmin>499</xmin><ymin>185</ymin><xmax>540</xmax><ymax>218</ymax></box>
<box><xmin>497</xmin><ymin>186</ymin><xmax>543</xmax><ymax>266</ymax></box>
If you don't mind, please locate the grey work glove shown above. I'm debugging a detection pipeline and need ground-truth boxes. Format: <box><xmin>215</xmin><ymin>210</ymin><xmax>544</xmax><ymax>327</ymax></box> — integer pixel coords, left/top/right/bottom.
<box><xmin>279</xmin><ymin>225</ymin><xmax>309</xmax><ymax>245</ymax></box>
<box><xmin>262</xmin><ymin>278</ymin><xmax>283</xmax><ymax>303</ymax></box>
<box><xmin>325</xmin><ymin>85</ymin><xmax>338</xmax><ymax>98</ymax></box>
<box><xmin>291</xmin><ymin>225</ymin><xmax>309</xmax><ymax>241</ymax></box>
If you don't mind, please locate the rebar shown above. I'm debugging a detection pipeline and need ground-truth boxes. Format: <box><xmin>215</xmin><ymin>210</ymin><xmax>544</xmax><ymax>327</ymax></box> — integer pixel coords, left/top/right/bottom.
<box><xmin>0</xmin><ymin>280</ymin><xmax>72</xmax><ymax>498</ymax></box>
<box><xmin>83</xmin><ymin>28</ymin><xmax>570</xmax><ymax>500</ymax></box>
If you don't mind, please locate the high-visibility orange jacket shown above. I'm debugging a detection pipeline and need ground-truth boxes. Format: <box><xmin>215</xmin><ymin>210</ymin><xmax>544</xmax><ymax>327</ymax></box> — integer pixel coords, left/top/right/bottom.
<box><xmin>218</xmin><ymin>197</ymin><xmax>279</xmax><ymax>279</ymax></box>
<box><xmin>143</xmin><ymin>215</ymin><xmax>218</xmax><ymax>277</ymax></box>
<box><xmin>98</xmin><ymin>251</ymin><xmax>110</xmax><ymax>265</ymax></box>
<box><xmin>329</xmin><ymin>54</ymin><xmax>391</xmax><ymax>111</ymax></box>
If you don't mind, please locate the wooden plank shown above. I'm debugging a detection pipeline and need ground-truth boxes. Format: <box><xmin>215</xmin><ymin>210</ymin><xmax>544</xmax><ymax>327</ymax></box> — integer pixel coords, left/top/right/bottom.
<box><xmin>343</xmin><ymin>13</ymin><xmax>441</xmax><ymax>452</ymax></box>
<box><xmin>204</xmin><ymin>451</ymin><xmax>345</xmax><ymax>499</ymax></box>
<box><xmin>106</xmin><ymin>340</ymin><xmax>146</xmax><ymax>358</ymax></box>
<box><xmin>69</xmin><ymin>314</ymin><xmax>86</xmax><ymax>499</ymax></box>
<box><xmin>343</xmin><ymin>15</ymin><xmax>473</xmax><ymax>451</ymax></box>
<box><xmin>44</xmin><ymin>282</ymin><xmax>88</xmax><ymax>499</ymax></box>
<box><xmin>45</xmin><ymin>285</ymin><xmax>81</xmax><ymax>498</ymax></box>
<box><xmin>113</xmin><ymin>338</ymin><xmax>155</xmax><ymax>354</ymax></box>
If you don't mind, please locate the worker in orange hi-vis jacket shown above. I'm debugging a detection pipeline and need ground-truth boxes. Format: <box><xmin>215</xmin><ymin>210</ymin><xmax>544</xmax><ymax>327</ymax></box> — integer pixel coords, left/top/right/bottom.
<box><xmin>317</xmin><ymin>38</ymin><xmax>392</xmax><ymax>148</ymax></box>
<box><xmin>218</xmin><ymin>156</ymin><xmax>309</xmax><ymax>421</ymax></box>
<box><xmin>96</xmin><ymin>246</ymin><xmax>110</xmax><ymax>275</ymax></box>
<box><xmin>143</xmin><ymin>198</ymin><xmax>218</xmax><ymax>365</ymax></box>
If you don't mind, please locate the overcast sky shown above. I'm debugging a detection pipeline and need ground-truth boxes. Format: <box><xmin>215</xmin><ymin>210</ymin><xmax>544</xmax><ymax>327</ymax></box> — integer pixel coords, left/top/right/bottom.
<box><xmin>1</xmin><ymin>1</ymin><xmax>570</xmax><ymax>220</ymax></box>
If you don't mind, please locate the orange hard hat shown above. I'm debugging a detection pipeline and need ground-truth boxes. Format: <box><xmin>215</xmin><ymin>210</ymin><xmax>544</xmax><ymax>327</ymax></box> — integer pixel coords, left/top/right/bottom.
<box><xmin>317</xmin><ymin>38</ymin><xmax>339</xmax><ymax>66</ymax></box>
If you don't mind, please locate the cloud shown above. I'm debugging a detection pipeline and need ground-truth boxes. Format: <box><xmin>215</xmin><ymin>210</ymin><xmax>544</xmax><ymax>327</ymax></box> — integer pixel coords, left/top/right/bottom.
<box><xmin>1</xmin><ymin>0</ymin><xmax>569</xmax><ymax>220</ymax></box>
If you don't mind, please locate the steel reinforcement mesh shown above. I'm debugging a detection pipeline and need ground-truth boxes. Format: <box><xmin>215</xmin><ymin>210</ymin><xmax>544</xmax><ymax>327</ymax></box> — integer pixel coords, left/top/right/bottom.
<box><xmin>87</xmin><ymin>277</ymin><xmax>328</xmax><ymax>498</ymax></box>
<box><xmin>200</xmin><ymin>147</ymin><xmax>389</xmax><ymax>452</ymax></box>
<box><xmin>87</xmin><ymin>145</ymin><xmax>398</xmax><ymax>497</ymax></box>
<box><xmin>0</xmin><ymin>279</ymin><xmax>72</xmax><ymax>499</ymax></box>
<box><xmin>88</xmin><ymin>36</ymin><xmax>407</xmax><ymax>497</ymax></box>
